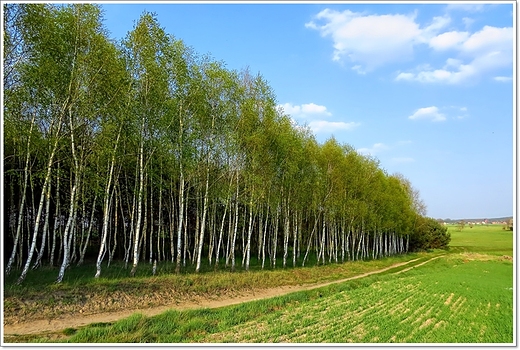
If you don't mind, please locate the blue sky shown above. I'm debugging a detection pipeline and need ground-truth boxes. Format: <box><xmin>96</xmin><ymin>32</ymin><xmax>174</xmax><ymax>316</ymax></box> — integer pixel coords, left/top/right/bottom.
<box><xmin>100</xmin><ymin>2</ymin><xmax>514</xmax><ymax>220</ymax></box>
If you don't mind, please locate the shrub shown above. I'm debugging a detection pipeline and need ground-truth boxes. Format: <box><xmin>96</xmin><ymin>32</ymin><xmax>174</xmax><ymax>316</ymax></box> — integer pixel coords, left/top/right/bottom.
<box><xmin>409</xmin><ymin>216</ymin><xmax>451</xmax><ymax>251</ymax></box>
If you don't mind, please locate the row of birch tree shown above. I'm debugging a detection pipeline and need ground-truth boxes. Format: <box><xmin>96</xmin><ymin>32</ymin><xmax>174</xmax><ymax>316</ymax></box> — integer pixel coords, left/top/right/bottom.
<box><xmin>4</xmin><ymin>4</ymin><xmax>436</xmax><ymax>284</ymax></box>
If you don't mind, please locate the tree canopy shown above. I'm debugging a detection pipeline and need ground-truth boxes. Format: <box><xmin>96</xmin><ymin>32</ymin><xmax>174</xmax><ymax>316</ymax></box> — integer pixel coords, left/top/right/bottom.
<box><xmin>3</xmin><ymin>4</ymin><xmax>449</xmax><ymax>283</ymax></box>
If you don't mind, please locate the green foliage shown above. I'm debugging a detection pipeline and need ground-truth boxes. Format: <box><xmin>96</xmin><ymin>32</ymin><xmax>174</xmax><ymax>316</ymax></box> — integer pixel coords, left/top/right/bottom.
<box><xmin>4</xmin><ymin>3</ymin><xmax>430</xmax><ymax>283</ymax></box>
<box><xmin>410</xmin><ymin>216</ymin><xmax>451</xmax><ymax>251</ymax></box>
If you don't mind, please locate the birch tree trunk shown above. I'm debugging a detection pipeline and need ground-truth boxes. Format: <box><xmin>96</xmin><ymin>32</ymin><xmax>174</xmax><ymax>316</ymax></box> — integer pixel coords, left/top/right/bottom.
<box><xmin>282</xmin><ymin>203</ymin><xmax>290</xmax><ymax>268</ymax></box>
<box><xmin>215</xmin><ymin>187</ymin><xmax>230</xmax><ymax>268</ymax></box>
<box><xmin>271</xmin><ymin>205</ymin><xmax>279</xmax><ymax>268</ymax></box>
<box><xmin>6</xmin><ymin>116</ymin><xmax>35</xmax><ymax>276</ymax></box>
<box><xmin>57</xmin><ymin>109</ymin><xmax>80</xmax><ymax>284</ymax></box>
<box><xmin>32</xmin><ymin>174</ymin><xmax>52</xmax><ymax>270</ymax></box>
<box><xmin>149</xmin><ymin>178</ymin><xmax>154</xmax><ymax>264</ymax></box>
<box><xmin>261</xmin><ymin>204</ymin><xmax>269</xmax><ymax>269</ymax></box>
<box><xmin>18</xmin><ymin>115</ymin><xmax>62</xmax><ymax>284</ymax></box>
<box><xmin>175</xmin><ymin>171</ymin><xmax>184</xmax><ymax>273</ymax></box>
<box><xmin>230</xmin><ymin>171</ymin><xmax>239</xmax><ymax>272</ymax></box>
<box><xmin>244</xmin><ymin>191</ymin><xmax>254</xmax><ymax>271</ymax></box>
<box><xmin>130</xmin><ymin>119</ymin><xmax>145</xmax><ymax>277</ymax></box>
<box><xmin>77</xmin><ymin>194</ymin><xmax>97</xmax><ymax>266</ymax></box>
<box><xmin>292</xmin><ymin>211</ymin><xmax>298</xmax><ymax>267</ymax></box>
<box><xmin>195</xmin><ymin>164</ymin><xmax>210</xmax><ymax>273</ymax></box>
<box><xmin>302</xmin><ymin>213</ymin><xmax>318</xmax><ymax>267</ymax></box>
<box><xmin>108</xmin><ymin>187</ymin><xmax>121</xmax><ymax>267</ymax></box>
<box><xmin>95</xmin><ymin>128</ymin><xmax>120</xmax><ymax>277</ymax></box>
<box><xmin>50</xmin><ymin>162</ymin><xmax>61</xmax><ymax>267</ymax></box>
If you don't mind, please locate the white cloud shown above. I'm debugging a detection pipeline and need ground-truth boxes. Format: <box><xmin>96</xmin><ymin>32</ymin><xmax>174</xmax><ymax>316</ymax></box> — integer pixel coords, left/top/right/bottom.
<box><xmin>306</xmin><ymin>9</ymin><xmax>437</xmax><ymax>72</ymax></box>
<box><xmin>279</xmin><ymin>102</ymin><xmax>359</xmax><ymax>135</ymax></box>
<box><xmin>397</xmin><ymin>25</ymin><xmax>513</xmax><ymax>84</ymax></box>
<box><xmin>429</xmin><ymin>31</ymin><xmax>469</xmax><ymax>51</ymax></box>
<box><xmin>357</xmin><ymin>142</ymin><xmax>389</xmax><ymax>156</ymax></box>
<box><xmin>279</xmin><ymin>102</ymin><xmax>331</xmax><ymax>119</ymax></box>
<box><xmin>280</xmin><ymin>103</ymin><xmax>301</xmax><ymax>116</ymax></box>
<box><xmin>395</xmin><ymin>72</ymin><xmax>415</xmax><ymax>81</ymax></box>
<box><xmin>301</xmin><ymin>103</ymin><xmax>331</xmax><ymax>115</ymax></box>
<box><xmin>307</xmin><ymin>7</ymin><xmax>512</xmax><ymax>84</ymax></box>
<box><xmin>419</xmin><ymin>15</ymin><xmax>452</xmax><ymax>42</ymax></box>
<box><xmin>396</xmin><ymin>62</ymin><xmax>475</xmax><ymax>84</ymax></box>
<box><xmin>494</xmin><ymin>76</ymin><xmax>512</xmax><ymax>82</ymax></box>
<box><xmin>309</xmin><ymin>120</ymin><xmax>360</xmax><ymax>133</ymax></box>
<box><xmin>461</xmin><ymin>26</ymin><xmax>512</xmax><ymax>53</ymax></box>
<box><xmin>408</xmin><ymin>106</ymin><xmax>446</xmax><ymax>122</ymax></box>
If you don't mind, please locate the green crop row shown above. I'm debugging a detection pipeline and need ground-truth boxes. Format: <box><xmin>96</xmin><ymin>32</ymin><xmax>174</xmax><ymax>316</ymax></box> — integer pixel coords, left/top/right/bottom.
<box><xmin>7</xmin><ymin>225</ymin><xmax>512</xmax><ymax>344</ymax></box>
<box><xmin>199</xmin><ymin>256</ymin><xmax>513</xmax><ymax>343</ymax></box>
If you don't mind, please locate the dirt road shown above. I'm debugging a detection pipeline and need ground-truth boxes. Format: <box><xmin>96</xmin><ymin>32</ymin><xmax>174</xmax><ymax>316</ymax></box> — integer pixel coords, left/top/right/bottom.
<box><xmin>3</xmin><ymin>256</ymin><xmax>442</xmax><ymax>337</ymax></box>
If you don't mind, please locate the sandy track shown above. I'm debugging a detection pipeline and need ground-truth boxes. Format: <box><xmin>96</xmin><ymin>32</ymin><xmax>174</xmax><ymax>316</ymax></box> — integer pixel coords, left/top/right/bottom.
<box><xmin>3</xmin><ymin>256</ymin><xmax>443</xmax><ymax>337</ymax></box>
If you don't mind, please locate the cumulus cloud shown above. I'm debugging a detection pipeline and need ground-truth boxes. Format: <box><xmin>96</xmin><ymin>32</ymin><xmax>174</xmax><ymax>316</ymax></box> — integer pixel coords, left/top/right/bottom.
<box><xmin>279</xmin><ymin>102</ymin><xmax>331</xmax><ymax>119</ymax></box>
<box><xmin>279</xmin><ymin>102</ymin><xmax>359</xmax><ymax>135</ymax></box>
<box><xmin>396</xmin><ymin>61</ymin><xmax>475</xmax><ymax>84</ymax></box>
<box><xmin>396</xmin><ymin>25</ymin><xmax>513</xmax><ymax>84</ymax></box>
<box><xmin>305</xmin><ymin>9</ymin><xmax>434</xmax><ymax>72</ymax></box>
<box><xmin>429</xmin><ymin>31</ymin><xmax>470</xmax><ymax>50</ymax></box>
<box><xmin>461</xmin><ymin>26</ymin><xmax>512</xmax><ymax>53</ymax></box>
<box><xmin>408</xmin><ymin>106</ymin><xmax>446</xmax><ymax>122</ymax></box>
<box><xmin>306</xmin><ymin>7</ymin><xmax>512</xmax><ymax>84</ymax></box>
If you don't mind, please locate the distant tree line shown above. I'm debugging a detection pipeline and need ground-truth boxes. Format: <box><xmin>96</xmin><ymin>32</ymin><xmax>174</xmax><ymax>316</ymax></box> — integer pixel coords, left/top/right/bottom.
<box><xmin>3</xmin><ymin>3</ymin><xmax>449</xmax><ymax>284</ymax></box>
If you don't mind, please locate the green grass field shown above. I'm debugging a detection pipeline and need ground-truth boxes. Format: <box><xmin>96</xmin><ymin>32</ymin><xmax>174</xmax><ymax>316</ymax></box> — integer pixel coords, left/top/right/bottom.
<box><xmin>6</xmin><ymin>224</ymin><xmax>514</xmax><ymax>344</ymax></box>
<box><xmin>199</xmin><ymin>256</ymin><xmax>512</xmax><ymax>343</ymax></box>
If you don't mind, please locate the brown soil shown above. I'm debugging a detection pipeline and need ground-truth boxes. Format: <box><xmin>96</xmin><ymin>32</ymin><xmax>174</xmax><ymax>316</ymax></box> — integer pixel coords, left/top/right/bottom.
<box><xmin>3</xmin><ymin>256</ymin><xmax>440</xmax><ymax>338</ymax></box>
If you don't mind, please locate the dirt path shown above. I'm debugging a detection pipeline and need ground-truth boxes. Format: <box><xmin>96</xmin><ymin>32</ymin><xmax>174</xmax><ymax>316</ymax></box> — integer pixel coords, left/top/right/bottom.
<box><xmin>3</xmin><ymin>256</ymin><xmax>443</xmax><ymax>337</ymax></box>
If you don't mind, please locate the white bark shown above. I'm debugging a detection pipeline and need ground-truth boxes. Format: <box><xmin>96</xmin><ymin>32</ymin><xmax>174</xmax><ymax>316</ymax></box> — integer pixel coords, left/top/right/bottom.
<box><xmin>130</xmin><ymin>119</ymin><xmax>145</xmax><ymax>277</ymax></box>
<box><xmin>50</xmin><ymin>162</ymin><xmax>61</xmax><ymax>267</ymax></box>
<box><xmin>282</xmin><ymin>206</ymin><xmax>289</xmax><ymax>268</ymax></box>
<box><xmin>244</xmin><ymin>192</ymin><xmax>254</xmax><ymax>271</ymax></box>
<box><xmin>195</xmin><ymin>165</ymin><xmax>210</xmax><ymax>273</ymax></box>
<box><xmin>32</xmin><ymin>175</ymin><xmax>52</xmax><ymax>269</ymax></box>
<box><xmin>78</xmin><ymin>194</ymin><xmax>97</xmax><ymax>266</ymax></box>
<box><xmin>95</xmin><ymin>128</ymin><xmax>120</xmax><ymax>278</ymax></box>
<box><xmin>261</xmin><ymin>205</ymin><xmax>269</xmax><ymax>269</ymax></box>
<box><xmin>230</xmin><ymin>171</ymin><xmax>239</xmax><ymax>272</ymax></box>
<box><xmin>6</xmin><ymin>116</ymin><xmax>34</xmax><ymax>275</ymax></box>
<box><xmin>56</xmin><ymin>108</ymin><xmax>80</xmax><ymax>284</ymax></box>
<box><xmin>292</xmin><ymin>212</ymin><xmax>298</xmax><ymax>267</ymax></box>
<box><xmin>215</xmin><ymin>190</ymin><xmax>229</xmax><ymax>268</ymax></box>
<box><xmin>18</xmin><ymin>116</ymin><xmax>62</xmax><ymax>283</ymax></box>
<box><xmin>175</xmin><ymin>171</ymin><xmax>184</xmax><ymax>273</ymax></box>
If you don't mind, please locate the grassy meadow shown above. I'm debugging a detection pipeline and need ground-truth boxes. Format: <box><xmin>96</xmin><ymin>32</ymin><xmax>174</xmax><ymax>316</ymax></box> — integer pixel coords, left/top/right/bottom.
<box><xmin>5</xmin><ymin>224</ymin><xmax>514</xmax><ymax>344</ymax></box>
